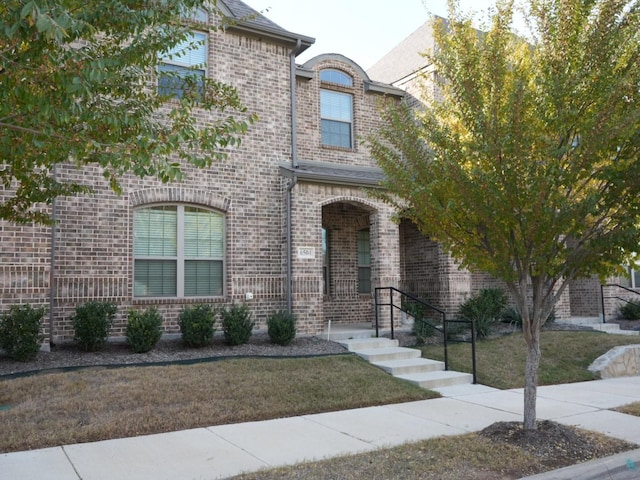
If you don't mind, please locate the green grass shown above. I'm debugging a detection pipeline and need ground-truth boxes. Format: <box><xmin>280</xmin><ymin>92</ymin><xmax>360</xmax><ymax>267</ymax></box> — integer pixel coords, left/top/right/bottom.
<box><xmin>0</xmin><ymin>355</ymin><xmax>436</xmax><ymax>453</ymax></box>
<box><xmin>419</xmin><ymin>330</ymin><xmax>640</xmax><ymax>389</ymax></box>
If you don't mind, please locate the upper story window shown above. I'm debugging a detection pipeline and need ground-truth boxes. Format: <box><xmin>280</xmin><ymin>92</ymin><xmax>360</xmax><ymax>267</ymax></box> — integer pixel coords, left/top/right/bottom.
<box><xmin>320</xmin><ymin>69</ymin><xmax>352</xmax><ymax>87</ymax></box>
<box><xmin>158</xmin><ymin>30</ymin><xmax>207</xmax><ymax>98</ymax></box>
<box><xmin>181</xmin><ymin>6</ymin><xmax>208</xmax><ymax>24</ymax></box>
<box><xmin>134</xmin><ymin>205</ymin><xmax>224</xmax><ymax>298</ymax></box>
<box><xmin>320</xmin><ymin>69</ymin><xmax>353</xmax><ymax>149</ymax></box>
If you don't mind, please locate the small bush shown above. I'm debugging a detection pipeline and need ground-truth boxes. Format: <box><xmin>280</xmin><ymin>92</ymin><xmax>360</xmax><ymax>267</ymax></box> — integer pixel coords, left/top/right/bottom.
<box><xmin>126</xmin><ymin>308</ymin><xmax>163</xmax><ymax>353</ymax></box>
<box><xmin>620</xmin><ymin>300</ymin><xmax>640</xmax><ymax>320</ymax></box>
<box><xmin>404</xmin><ymin>298</ymin><xmax>438</xmax><ymax>344</ymax></box>
<box><xmin>221</xmin><ymin>303</ymin><xmax>254</xmax><ymax>346</ymax></box>
<box><xmin>179</xmin><ymin>304</ymin><xmax>216</xmax><ymax>348</ymax></box>
<box><xmin>0</xmin><ymin>304</ymin><xmax>45</xmax><ymax>361</ymax></box>
<box><xmin>267</xmin><ymin>310</ymin><xmax>296</xmax><ymax>346</ymax></box>
<box><xmin>458</xmin><ymin>288</ymin><xmax>507</xmax><ymax>338</ymax></box>
<box><xmin>444</xmin><ymin>321</ymin><xmax>468</xmax><ymax>340</ymax></box>
<box><xmin>413</xmin><ymin>318</ymin><xmax>436</xmax><ymax>344</ymax></box>
<box><xmin>501</xmin><ymin>306</ymin><xmax>522</xmax><ymax>326</ymax></box>
<box><xmin>72</xmin><ymin>301</ymin><xmax>117</xmax><ymax>352</ymax></box>
<box><xmin>501</xmin><ymin>306</ymin><xmax>556</xmax><ymax>327</ymax></box>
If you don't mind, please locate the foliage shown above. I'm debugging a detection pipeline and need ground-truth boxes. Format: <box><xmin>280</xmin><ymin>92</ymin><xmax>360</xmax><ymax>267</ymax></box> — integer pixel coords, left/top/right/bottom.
<box><xmin>502</xmin><ymin>306</ymin><xmax>556</xmax><ymax>326</ymax></box>
<box><xmin>369</xmin><ymin>0</ymin><xmax>640</xmax><ymax>430</ymax></box>
<box><xmin>405</xmin><ymin>299</ymin><xmax>438</xmax><ymax>344</ymax></box>
<box><xmin>267</xmin><ymin>310</ymin><xmax>297</xmax><ymax>346</ymax></box>
<box><xmin>0</xmin><ymin>304</ymin><xmax>45</xmax><ymax>361</ymax></box>
<box><xmin>126</xmin><ymin>307</ymin><xmax>163</xmax><ymax>353</ymax></box>
<box><xmin>458</xmin><ymin>289</ymin><xmax>508</xmax><ymax>338</ymax></box>
<box><xmin>72</xmin><ymin>301</ymin><xmax>117</xmax><ymax>352</ymax></box>
<box><xmin>179</xmin><ymin>304</ymin><xmax>216</xmax><ymax>348</ymax></box>
<box><xmin>0</xmin><ymin>0</ymin><xmax>256</xmax><ymax>224</ymax></box>
<box><xmin>220</xmin><ymin>303</ymin><xmax>254</xmax><ymax>346</ymax></box>
<box><xmin>413</xmin><ymin>318</ymin><xmax>437</xmax><ymax>344</ymax></box>
<box><xmin>620</xmin><ymin>300</ymin><xmax>640</xmax><ymax>320</ymax></box>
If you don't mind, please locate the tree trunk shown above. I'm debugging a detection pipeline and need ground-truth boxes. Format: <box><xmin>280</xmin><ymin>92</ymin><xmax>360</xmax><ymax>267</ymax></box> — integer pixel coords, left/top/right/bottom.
<box><xmin>523</xmin><ymin>336</ymin><xmax>541</xmax><ymax>430</ymax></box>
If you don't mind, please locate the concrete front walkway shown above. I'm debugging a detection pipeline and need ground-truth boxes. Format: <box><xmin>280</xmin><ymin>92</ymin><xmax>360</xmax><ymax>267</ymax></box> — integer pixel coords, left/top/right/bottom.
<box><xmin>2</xmin><ymin>377</ymin><xmax>640</xmax><ymax>480</ymax></box>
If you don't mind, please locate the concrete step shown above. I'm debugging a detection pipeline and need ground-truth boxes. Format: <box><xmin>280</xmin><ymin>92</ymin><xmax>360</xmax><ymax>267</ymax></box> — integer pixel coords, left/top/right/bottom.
<box><xmin>354</xmin><ymin>346</ymin><xmax>421</xmax><ymax>363</ymax></box>
<box><xmin>556</xmin><ymin>317</ymin><xmax>640</xmax><ymax>336</ymax></box>
<box><xmin>371</xmin><ymin>357</ymin><xmax>444</xmax><ymax>375</ymax></box>
<box><xmin>337</xmin><ymin>337</ymin><xmax>399</xmax><ymax>352</ymax></box>
<box><xmin>591</xmin><ymin>325</ymin><xmax>640</xmax><ymax>335</ymax></box>
<box><xmin>396</xmin><ymin>370</ymin><xmax>474</xmax><ymax>389</ymax></box>
<box><xmin>332</xmin><ymin>333</ymin><xmax>473</xmax><ymax>391</ymax></box>
<box><xmin>557</xmin><ymin>317</ymin><xmax>601</xmax><ymax>325</ymax></box>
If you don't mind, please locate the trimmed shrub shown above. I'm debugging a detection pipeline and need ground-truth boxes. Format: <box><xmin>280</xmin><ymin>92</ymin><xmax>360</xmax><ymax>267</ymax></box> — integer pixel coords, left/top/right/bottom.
<box><xmin>179</xmin><ymin>304</ymin><xmax>216</xmax><ymax>348</ymax></box>
<box><xmin>221</xmin><ymin>303</ymin><xmax>254</xmax><ymax>346</ymax></box>
<box><xmin>0</xmin><ymin>304</ymin><xmax>45</xmax><ymax>361</ymax></box>
<box><xmin>267</xmin><ymin>310</ymin><xmax>296</xmax><ymax>346</ymax></box>
<box><xmin>458</xmin><ymin>288</ymin><xmax>507</xmax><ymax>338</ymax></box>
<box><xmin>72</xmin><ymin>301</ymin><xmax>117</xmax><ymax>352</ymax></box>
<box><xmin>126</xmin><ymin>307</ymin><xmax>163</xmax><ymax>353</ymax></box>
<box><xmin>620</xmin><ymin>300</ymin><xmax>640</xmax><ymax>320</ymax></box>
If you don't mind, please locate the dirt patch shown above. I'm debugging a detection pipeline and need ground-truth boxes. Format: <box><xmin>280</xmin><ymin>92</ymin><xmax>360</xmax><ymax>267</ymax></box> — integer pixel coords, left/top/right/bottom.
<box><xmin>480</xmin><ymin>420</ymin><xmax>635</xmax><ymax>470</ymax></box>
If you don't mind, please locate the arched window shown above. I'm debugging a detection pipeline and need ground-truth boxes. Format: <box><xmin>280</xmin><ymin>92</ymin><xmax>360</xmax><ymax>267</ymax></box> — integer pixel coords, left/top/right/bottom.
<box><xmin>134</xmin><ymin>205</ymin><xmax>224</xmax><ymax>297</ymax></box>
<box><xmin>320</xmin><ymin>69</ymin><xmax>353</xmax><ymax>87</ymax></box>
<box><xmin>320</xmin><ymin>69</ymin><xmax>353</xmax><ymax>148</ymax></box>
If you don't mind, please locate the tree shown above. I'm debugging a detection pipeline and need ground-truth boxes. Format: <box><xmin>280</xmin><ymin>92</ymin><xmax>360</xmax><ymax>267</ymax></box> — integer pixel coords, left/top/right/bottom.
<box><xmin>0</xmin><ymin>0</ymin><xmax>256</xmax><ymax>224</ymax></box>
<box><xmin>370</xmin><ymin>0</ymin><xmax>640</xmax><ymax>430</ymax></box>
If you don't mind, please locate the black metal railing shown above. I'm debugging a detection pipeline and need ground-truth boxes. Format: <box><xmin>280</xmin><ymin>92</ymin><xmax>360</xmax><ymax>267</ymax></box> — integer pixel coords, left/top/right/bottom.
<box><xmin>601</xmin><ymin>283</ymin><xmax>640</xmax><ymax>323</ymax></box>
<box><xmin>374</xmin><ymin>287</ymin><xmax>477</xmax><ymax>384</ymax></box>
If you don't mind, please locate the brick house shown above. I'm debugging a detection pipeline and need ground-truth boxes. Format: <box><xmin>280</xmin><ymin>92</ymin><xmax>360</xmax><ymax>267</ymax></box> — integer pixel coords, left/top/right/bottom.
<box><xmin>0</xmin><ymin>1</ymin><xmax>622</xmax><ymax>345</ymax></box>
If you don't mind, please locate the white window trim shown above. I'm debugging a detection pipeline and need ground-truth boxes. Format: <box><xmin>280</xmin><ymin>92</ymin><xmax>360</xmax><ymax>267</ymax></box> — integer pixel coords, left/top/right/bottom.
<box><xmin>320</xmin><ymin>88</ymin><xmax>354</xmax><ymax>149</ymax></box>
<box><xmin>160</xmin><ymin>30</ymin><xmax>208</xmax><ymax>71</ymax></box>
<box><xmin>134</xmin><ymin>204</ymin><xmax>225</xmax><ymax>299</ymax></box>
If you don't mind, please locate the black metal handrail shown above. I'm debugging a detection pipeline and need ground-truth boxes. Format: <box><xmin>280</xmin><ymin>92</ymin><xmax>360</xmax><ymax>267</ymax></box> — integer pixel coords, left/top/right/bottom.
<box><xmin>374</xmin><ymin>286</ymin><xmax>477</xmax><ymax>384</ymax></box>
<box><xmin>601</xmin><ymin>283</ymin><xmax>640</xmax><ymax>323</ymax></box>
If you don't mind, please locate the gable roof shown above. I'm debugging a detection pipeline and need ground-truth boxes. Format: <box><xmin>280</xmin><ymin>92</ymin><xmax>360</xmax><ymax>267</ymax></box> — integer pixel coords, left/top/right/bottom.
<box><xmin>299</xmin><ymin>53</ymin><xmax>404</xmax><ymax>97</ymax></box>
<box><xmin>367</xmin><ymin>18</ymin><xmax>440</xmax><ymax>84</ymax></box>
<box><xmin>218</xmin><ymin>0</ymin><xmax>315</xmax><ymax>54</ymax></box>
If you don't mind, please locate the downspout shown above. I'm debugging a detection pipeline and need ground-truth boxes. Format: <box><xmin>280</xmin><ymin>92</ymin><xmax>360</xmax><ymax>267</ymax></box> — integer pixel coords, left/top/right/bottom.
<box><xmin>48</xmin><ymin>164</ymin><xmax>58</xmax><ymax>347</ymax></box>
<box><xmin>286</xmin><ymin>39</ymin><xmax>303</xmax><ymax>313</ymax></box>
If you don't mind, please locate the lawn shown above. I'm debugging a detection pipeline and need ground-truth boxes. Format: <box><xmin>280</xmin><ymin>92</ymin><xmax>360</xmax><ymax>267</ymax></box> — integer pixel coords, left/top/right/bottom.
<box><xmin>0</xmin><ymin>355</ymin><xmax>436</xmax><ymax>453</ymax></box>
<box><xmin>420</xmin><ymin>330</ymin><xmax>640</xmax><ymax>389</ymax></box>
<box><xmin>2</xmin><ymin>329</ymin><xmax>640</xmax><ymax>478</ymax></box>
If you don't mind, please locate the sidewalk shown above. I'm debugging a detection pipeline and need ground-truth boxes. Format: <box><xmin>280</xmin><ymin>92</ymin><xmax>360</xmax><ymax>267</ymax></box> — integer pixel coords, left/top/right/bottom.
<box><xmin>2</xmin><ymin>377</ymin><xmax>640</xmax><ymax>480</ymax></box>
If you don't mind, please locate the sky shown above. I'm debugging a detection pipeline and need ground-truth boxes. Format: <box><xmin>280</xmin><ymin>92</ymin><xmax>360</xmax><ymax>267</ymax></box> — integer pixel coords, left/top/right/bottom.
<box><xmin>242</xmin><ymin>0</ymin><xmax>502</xmax><ymax>70</ymax></box>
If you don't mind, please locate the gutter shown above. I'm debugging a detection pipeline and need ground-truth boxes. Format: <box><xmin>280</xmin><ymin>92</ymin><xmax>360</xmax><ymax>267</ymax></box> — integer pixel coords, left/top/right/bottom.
<box><xmin>48</xmin><ymin>164</ymin><xmax>58</xmax><ymax>347</ymax></box>
<box><xmin>286</xmin><ymin>39</ymin><xmax>304</xmax><ymax>313</ymax></box>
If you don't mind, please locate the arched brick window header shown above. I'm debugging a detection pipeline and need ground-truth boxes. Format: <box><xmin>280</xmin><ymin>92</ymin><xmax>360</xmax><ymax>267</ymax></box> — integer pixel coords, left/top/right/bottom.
<box><xmin>130</xmin><ymin>187</ymin><xmax>231</xmax><ymax>212</ymax></box>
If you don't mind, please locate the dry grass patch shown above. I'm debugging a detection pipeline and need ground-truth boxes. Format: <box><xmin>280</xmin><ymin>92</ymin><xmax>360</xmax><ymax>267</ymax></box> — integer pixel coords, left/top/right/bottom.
<box><xmin>420</xmin><ymin>330</ymin><xmax>640</xmax><ymax>389</ymax></box>
<box><xmin>0</xmin><ymin>355</ymin><xmax>436</xmax><ymax>452</ymax></box>
<box><xmin>232</xmin><ymin>425</ymin><xmax>634</xmax><ymax>480</ymax></box>
<box><xmin>616</xmin><ymin>402</ymin><xmax>640</xmax><ymax>417</ymax></box>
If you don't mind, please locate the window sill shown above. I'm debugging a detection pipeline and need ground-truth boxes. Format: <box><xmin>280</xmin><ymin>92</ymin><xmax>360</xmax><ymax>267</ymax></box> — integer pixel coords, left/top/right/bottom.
<box><xmin>321</xmin><ymin>144</ymin><xmax>356</xmax><ymax>153</ymax></box>
<box><xmin>133</xmin><ymin>296</ymin><xmax>226</xmax><ymax>305</ymax></box>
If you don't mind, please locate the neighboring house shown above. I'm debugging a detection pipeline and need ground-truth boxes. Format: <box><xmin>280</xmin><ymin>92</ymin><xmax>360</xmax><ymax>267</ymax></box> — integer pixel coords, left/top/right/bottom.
<box><xmin>0</xmin><ymin>1</ymin><xmax>625</xmax><ymax>344</ymax></box>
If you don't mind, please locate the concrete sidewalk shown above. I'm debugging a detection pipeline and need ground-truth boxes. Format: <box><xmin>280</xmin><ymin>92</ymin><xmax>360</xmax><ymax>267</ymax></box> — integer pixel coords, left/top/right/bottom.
<box><xmin>2</xmin><ymin>377</ymin><xmax>640</xmax><ymax>480</ymax></box>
